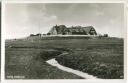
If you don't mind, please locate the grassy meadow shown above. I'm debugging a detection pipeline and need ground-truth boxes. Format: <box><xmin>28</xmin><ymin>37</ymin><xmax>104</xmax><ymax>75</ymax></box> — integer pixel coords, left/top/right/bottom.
<box><xmin>5</xmin><ymin>37</ymin><xmax>124</xmax><ymax>79</ymax></box>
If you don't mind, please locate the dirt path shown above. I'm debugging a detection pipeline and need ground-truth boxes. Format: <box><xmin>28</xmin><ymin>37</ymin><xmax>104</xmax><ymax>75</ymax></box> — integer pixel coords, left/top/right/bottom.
<box><xmin>46</xmin><ymin>58</ymin><xmax>99</xmax><ymax>79</ymax></box>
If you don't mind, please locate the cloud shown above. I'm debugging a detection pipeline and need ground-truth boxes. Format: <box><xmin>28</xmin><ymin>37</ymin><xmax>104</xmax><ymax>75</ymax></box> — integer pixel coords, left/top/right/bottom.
<box><xmin>95</xmin><ymin>11</ymin><xmax>104</xmax><ymax>16</ymax></box>
<box><xmin>42</xmin><ymin>15</ymin><xmax>58</xmax><ymax>23</ymax></box>
<box><xmin>109</xmin><ymin>19</ymin><xmax>115</xmax><ymax>24</ymax></box>
<box><xmin>5</xmin><ymin>3</ymin><xmax>124</xmax><ymax>39</ymax></box>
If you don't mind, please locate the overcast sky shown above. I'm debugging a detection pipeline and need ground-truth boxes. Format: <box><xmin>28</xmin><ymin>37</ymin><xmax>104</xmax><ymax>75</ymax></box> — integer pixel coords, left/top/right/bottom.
<box><xmin>5</xmin><ymin>3</ymin><xmax>124</xmax><ymax>39</ymax></box>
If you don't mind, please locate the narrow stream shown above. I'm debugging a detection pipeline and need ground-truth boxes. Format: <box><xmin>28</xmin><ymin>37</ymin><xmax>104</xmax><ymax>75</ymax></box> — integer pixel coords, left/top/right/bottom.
<box><xmin>46</xmin><ymin>58</ymin><xmax>99</xmax><ymax>79</ymax></box>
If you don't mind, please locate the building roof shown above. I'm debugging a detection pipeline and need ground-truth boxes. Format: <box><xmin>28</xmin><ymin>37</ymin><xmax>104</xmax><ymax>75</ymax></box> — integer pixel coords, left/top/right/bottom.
<box><xmin>48</xmin><ymin>25</ymin><xmax>96</xmax><ymax>35</ymax></box>
<box><xmin>54</xmin><ymin>25</ymin><xmax>67</xmax><ymax>33</ymax></box>
<box><xmin>67</xmin><ymin>26</ymin><xmax>94</xmax><ymax>33</ymax></box>
<box><xmin>83</xmin><ymin>26</ymin><xmax>94</xmax><ymax>33</ymax></box>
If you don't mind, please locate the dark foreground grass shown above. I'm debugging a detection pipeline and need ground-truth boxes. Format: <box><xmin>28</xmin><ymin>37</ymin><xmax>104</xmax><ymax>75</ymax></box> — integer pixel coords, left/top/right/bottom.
<box><xmin>5</xmin><ymin>37</ymin><xmax>124</xmax><ymax>79</ymax></box>
<box><xmin>56</xmin><ymin>43</ymin><xmax>123</xmax><ymax>79</ymax></box>
<box><xmin>5</xmin><ymin>48</ymin><xmax>82</xmax><ymax>79</ymax></box>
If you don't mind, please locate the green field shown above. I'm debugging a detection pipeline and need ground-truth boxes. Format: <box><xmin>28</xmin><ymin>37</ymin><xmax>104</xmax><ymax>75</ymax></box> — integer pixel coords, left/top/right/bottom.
<box><xmin>5</xmin><ymin>37</ymin><xmax>124</xmax><ymax>79</ymax></box>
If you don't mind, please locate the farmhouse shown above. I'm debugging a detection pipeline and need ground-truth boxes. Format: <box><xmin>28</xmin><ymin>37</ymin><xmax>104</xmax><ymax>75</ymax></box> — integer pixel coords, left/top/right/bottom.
<box><xmin>47</xmin><ymin>25</ymin><xmax>97</xmax><ymax>35</ymax></box>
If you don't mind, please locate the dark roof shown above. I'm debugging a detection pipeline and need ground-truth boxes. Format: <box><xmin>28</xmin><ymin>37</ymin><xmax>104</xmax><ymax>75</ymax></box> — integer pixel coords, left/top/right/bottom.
<box><xmin>54</xmin><ymin>25</ymin><xmax>67</xmax><ymax>33</ymax></box>
<box><xmin>67</xmin><ymin>26</ymin><xmax>94</xmax><ymax>33</ymax></box>
<box><xmin>83</xmin><ymin>26</ymin><xmax>94</xmax><ymax>33</ymax></box>
<box><xmin>48</xmin><ymin>25</ymin><xmax>96</xmax><ymax>34</ymax></box>
<box><xmin>67</xmin><ymin>27</ymin><xmax>84</xmax><ymax>33</ymax></box>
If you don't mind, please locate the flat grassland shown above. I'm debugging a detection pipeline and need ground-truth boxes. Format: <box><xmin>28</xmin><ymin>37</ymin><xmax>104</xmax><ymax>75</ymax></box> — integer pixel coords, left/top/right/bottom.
<box><xmin>5</xmin><ymin>37</ymin><xmax>124</xmax><ymax>79</ymax></box>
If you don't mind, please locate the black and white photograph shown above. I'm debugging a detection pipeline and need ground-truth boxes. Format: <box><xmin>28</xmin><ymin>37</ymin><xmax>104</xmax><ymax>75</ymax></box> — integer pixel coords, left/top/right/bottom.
<box><xmin>0</xmin><ymin>1</ymin><xmax>1</xmax><ymax>80</ymax></box>
<box><xmin>5</xmin><ymin>3</ymin><xmax>125</xmax><ymax>79</ymax></box>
